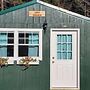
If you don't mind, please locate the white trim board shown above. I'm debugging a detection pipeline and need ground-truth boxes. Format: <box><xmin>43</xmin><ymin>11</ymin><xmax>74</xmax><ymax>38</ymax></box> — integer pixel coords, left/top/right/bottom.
<box><xmin>37</xmin><ymin>0</ymin><xmax>90</xmax><ymax>21</ymax></box>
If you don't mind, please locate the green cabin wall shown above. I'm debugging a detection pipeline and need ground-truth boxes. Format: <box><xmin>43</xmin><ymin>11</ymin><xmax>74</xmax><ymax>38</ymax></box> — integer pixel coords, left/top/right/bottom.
<box><xmin>0</xmin><ymin>2</ymin><xmax>90</xmax><ymax>90</ymax></box>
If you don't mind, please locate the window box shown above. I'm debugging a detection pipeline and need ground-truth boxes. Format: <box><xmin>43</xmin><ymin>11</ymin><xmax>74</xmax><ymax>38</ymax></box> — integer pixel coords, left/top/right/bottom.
<box><xmin>0</xmin><ymin>57</ymin><xmax>8</xmax><ymax>67</ymax></box>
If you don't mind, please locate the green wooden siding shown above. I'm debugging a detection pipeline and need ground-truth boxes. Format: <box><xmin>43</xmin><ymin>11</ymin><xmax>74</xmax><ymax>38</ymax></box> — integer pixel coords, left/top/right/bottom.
<box><xmin>0</xmin><ymin>2</ymin><xmax>90</xmax><ymax>90</ymax></box>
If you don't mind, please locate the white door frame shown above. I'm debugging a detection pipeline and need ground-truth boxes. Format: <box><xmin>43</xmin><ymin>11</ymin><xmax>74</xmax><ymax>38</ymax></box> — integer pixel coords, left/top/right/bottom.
<box><xmin>50</xmin><ymin>28</ymin><xmax>80</xmax><ymax>89</ymax></box>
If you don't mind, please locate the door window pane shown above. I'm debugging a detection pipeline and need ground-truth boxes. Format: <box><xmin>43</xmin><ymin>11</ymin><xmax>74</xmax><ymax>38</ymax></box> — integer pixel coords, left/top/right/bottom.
<box><xmin>67</xmin><ymin>35</ymin><xmax>72</xmax><ymax>42</ymax></box>
<box><xmin>57</xmin><ymin>44</ymin><xmax>61</xmax><ymax>51</ymax></box>
<box><xmin>61</xmin><ymin>35</ymin><xmax>67</xmax><ymax>42</ymax></box>
<box><xmin>63</xmin><ymin>52</ymin><xmax>67</xmax><ymax>59</ymax></box>
<box><xmin>57</xmin><ymin>35</ymin><xmax>61</xmax><ymax>42</ymax></box>
<box><xmin>63</xmin><ymin>43</ymin><xmax>67</xmax><ymax>52</ymax></box>
<box><xmin>67</xmin><ymin>52</ymin><xmax>72</xmax><ymax>59</ymax></box>
<box><xmin>57</xmin><ymin>52</ymin><xmax>61</xmax><ymax>59</ymax></box>
<box><xmin>57</xmin><ymin>34</ymin><xmax>72</xmax><ymax>60</ymax></box>
<box><xmin>67</xmin><ymin>43</ymin><xmax>72</xmax><ymax>51</ymax></box>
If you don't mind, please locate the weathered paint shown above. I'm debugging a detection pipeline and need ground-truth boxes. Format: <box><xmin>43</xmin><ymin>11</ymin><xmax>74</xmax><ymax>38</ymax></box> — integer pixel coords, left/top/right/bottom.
<box><xmin>0</xmin><ymin>1</ymin><xmax>90</xmax><ymax>90</ymax></box>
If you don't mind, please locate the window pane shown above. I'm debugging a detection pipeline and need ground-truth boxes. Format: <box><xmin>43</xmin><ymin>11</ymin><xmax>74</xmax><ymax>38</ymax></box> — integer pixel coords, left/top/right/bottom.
<box><xmin>19</xmin><ymin>45</ymin><xmax>39</xmax><ymax>57</ymax></box>
<box><xmin>28</xmin><ymin>33</ymin><xmax>32</xmax><ymax>44</ymax></box>
<box><xmin>63</xmin><ymin>52</ymin><xmax>67</xmax><ymax>59</ymax></box>
<box><xmin>59</xmin><ymin>43</ymin><xmax>67</xmax><ymax>52</ymax></box>
<box><xmin>19</xmin><ymin>46</ymin><xmax>28</xmax><ymax>56</ymax></box>
<box><xmin>19</xmin><ymin>33</ymin><xmax>24</xmax><ymax>38</ymax></box>
<box><xmin>33</xmin><ymin>34</ymin><xmax>39</xmax><ymax>40</ymax></box>
<box><xmin>61</xmin><ymin>35</ymin><xmax>67</xmax><ymax>42</ymax></box>
<box><xmin>63</xmin><ymin>43</ymin><xmax>67</xmax><ymax>52</ymax></box>
<box><xmin>0</xmin><ymin>46</ymin><xmax>7</xmax><ymax>57</ymax></box>
<box><xmin>8</xmin><ymin>39</ymin><xmax>14</xmax><ymax>44</ymax></box>
<box><xmin>63</xmin><ymin>35</ymin><xmax>67</xmax><ymax>42</ymax></box>
<box><xmin>7</xmin><ymin>45</ymin><xmax>14</xmax><ymax>57</ymax></box>
<box><xmin>61</xmin><ymin>52</ymin><xmax>63</xmax><ymax>59</ymax></box>
<box><xmin>0</xmin><ymin>33</ymin><xmax>7</xmax><ymax>36</ymax></box>
<box><xmin>28</xmin><ymin>40</ymin><xmax>32</xmax><ymax>44</ymax></box>
<box><xmin>57</xmin><ymin>44</ymin><xmax>61</xmax><ymax>51</ymax></box>
<box><xmin>33</xmin><ymin>40</ymin><xmax>39</xmax><ymax>44</ymax></box>
<box><xmin>57</xmin><ymin>52</ymin><xmax>67</xmax><ymax>59</ymax></box>
<box><xmin>57</xmin><ymin>35</ymin><xmax>61</xmax><ymax>42</ymax></box>
<box><xmin>8</xmin><ymin>33</ymin><xmax>14</xmax><ymax>38</ymax></box>
<box><xmin>28</xmin><ymin>46</ymin><xmax>39</xmax><ymax>56</ymax></box>
<box><xmin>67</xmin><ymin>43</ymin><xmax>72</xmax><ymax>51</ymax></box>
<box><xmin>8</xmin><ymin>33</ymin><xmax>14</xmax><ymax>44</ymax></box>
<box><xmin>0</xmin><ymin>45</ymin><xmax>14</xmax><ymax>57</ymax></box>
<box><xmin>19</xmin><ymin>39</ymin><xmax>24</xmax><ymax>44</ymax></box>
<box><xmin>67</xmin><ymin>52</ymin><xmax>72</xmax><ymax>59</ymax></box>
<box><xmin>0</xmin><ymin>33</ymin><xmax>7</xmax><ymax>44</ymax></box>
<box><xmin>0</xmin><ymin>40</ymin><xmax>7</xmax><ymax>45</ymax></box>
<box><xmin>33</xmin><ymin>34</ymin><xmax>39</xmax><ymax>44</ymax></box>
<box><xmin>26</xmin><ymin>33</ymin><xmax>29</xmax><ymax>38</ymax></box>
<box><xmin>57</xmin><ymin>52</ymin><xmax>61</xmax><ymax>59</ymax></box>
<box><xmin>61</xmin><ymin>44</ymin><xmax>63</xmax><ymax>51</ymax></box>
<box><xmin>26</xmin><ymin>39</ymin><xmax>29</xmax><ymax>44</ymax></box>
<box><xmin>28</xmin><ymin>33</ymin><xmax>39</xmax><ymax>44</ymax></box>
<box><xmin>67</xmin><ymin>35</ymin><xmax>72</xmax><ymax>42</ymax></box>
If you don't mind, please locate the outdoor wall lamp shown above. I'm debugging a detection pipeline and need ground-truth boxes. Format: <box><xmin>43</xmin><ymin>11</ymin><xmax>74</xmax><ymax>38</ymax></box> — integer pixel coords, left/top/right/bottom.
<box><xmin>43</xmin><ymin>20</ymin><xmax>47</xmax><ymax>32</ymax></box>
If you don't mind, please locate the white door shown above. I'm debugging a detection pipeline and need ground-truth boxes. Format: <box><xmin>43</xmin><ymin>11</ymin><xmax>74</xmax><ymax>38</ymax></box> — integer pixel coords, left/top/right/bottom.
<box><xmin>50</xmin><ymin>29</ymin><xmax>80</xmax><ymax>89</ymax></box>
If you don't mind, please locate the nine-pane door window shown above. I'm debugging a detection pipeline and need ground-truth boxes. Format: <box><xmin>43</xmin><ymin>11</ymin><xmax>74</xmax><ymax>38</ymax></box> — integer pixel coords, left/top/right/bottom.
<box><xmin>57</xmin><ymin>34</ymin><xmax>72</xmax><ymax>60</ymax></box>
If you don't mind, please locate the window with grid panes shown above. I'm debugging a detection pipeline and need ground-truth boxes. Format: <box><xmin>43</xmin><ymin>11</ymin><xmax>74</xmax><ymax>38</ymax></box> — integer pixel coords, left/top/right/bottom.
<box><xmin>0</xmin><ymin>32</ymin><xmax>14</xmax><ymax>57</ymax></box>
<box><xmin>0</xmin><ymin>28</ymin><xmax>42</xmax><ymax>64</ymax></box>
<box><xmin>18</xmin><ymin>32</ymin><xmax>39</xmax><ymax>57</ymax></box>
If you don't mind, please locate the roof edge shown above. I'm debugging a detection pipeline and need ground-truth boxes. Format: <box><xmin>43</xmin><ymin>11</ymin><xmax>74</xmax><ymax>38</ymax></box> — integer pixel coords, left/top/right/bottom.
<box><xmin>0</xmin><ymin>0</ymin><xmax>90</xmax><ymax>21</ymax></box>
<box><xmin>37</xmin><ymin>0</ymin><xmax>90</xmax><ymax>21</ymax></box>
<box><xmin>0</xmin><ymin>0</ymin><xmax>37</xmax><ymax>15</ymax></box>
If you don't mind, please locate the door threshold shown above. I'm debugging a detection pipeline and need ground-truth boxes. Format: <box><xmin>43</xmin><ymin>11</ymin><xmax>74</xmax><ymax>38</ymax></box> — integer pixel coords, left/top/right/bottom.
<box><xmin>50</xmin><ymin>87</ymin><xmax>80</xmax><ymax>90</ymax></box>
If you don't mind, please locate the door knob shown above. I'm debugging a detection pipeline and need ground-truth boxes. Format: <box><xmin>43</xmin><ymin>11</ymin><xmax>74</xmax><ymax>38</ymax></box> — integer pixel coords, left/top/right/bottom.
<box><xmin>52</xmin><ymin>57</ymin><xmax>55</xmax><ymax>59</ymax></box>
<box><xmin>52</xmin><ymin>61</ymin><xmax>55</xmax><ymax>63</ymax></box>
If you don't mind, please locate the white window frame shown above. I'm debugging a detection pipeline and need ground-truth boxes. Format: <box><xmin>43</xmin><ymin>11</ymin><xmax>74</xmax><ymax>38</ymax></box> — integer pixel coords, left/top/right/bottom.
<box><xmin>0</xmin><ymin>28</ymin><xmax>42</xmax><ymax>64</ymax></box>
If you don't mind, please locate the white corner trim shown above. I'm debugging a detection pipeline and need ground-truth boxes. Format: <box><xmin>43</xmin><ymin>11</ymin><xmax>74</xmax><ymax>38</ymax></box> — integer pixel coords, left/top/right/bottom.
<box><xmin>37</xmin><ymin>0</ymin><xmax>90</xmax><ymax>21</ymax></box>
